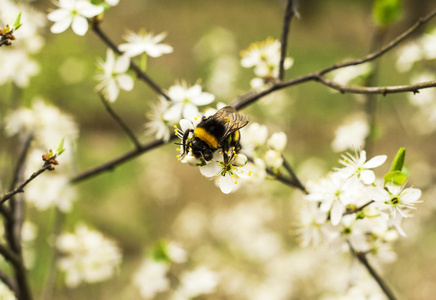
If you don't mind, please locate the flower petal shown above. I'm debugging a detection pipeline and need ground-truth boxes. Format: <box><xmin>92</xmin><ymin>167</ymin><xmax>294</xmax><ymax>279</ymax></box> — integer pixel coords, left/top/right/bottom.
<box><xmin>330</xmin><ymin>201</ymin><xmax>344</xmax><ymax>226</ymax></box>
<box><xmin>218</xmin><ymin>174</ymin><xmax>234</xmax><ymax>194</ymax></box>
<box><xmin>199</xmin><ymin>163</ymin><xmax>220</xmax><ymax>177</ymax></box>
<box><xmin>50</xmin><ymin>17</ymin><xmax>72</xmax><ymax>34</ymax></box>
<box><xmin>71</xmin><ymin>16</ymin><xmax>88</xmax><ymax>36</ymax></box>
<box><xmin>401</xmin><ymin>188</ymin><xmax>422</xmax><ymax>203</ymax></box>
<box><xmin>359</xmin><ymin>170</ymin><xmax>375</xmax><ymax>184</ymax></box>
<box><xmin>116</xmin><ymin>74</ymin><xmax>134</xmax><ymax>91</ymax></box>
<box><xmin>363</xmin><ymin>155</ymin><xmax>387</xmax><ymax>168</ymax></box>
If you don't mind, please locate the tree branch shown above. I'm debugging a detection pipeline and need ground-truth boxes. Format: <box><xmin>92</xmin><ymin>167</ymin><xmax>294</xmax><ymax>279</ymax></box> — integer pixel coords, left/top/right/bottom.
<box><xmin>281</xmin><ymin>155</ymin><xmax>307</xmax><ymax>193</ymax></box>
<box><xmin>99</xmin><ymin>93</ymin><xmax>141</xmax><ymax>149</ymax></box>
<box><xmin>348</xmin><ymin>240</ymin><xmax>397</xmax><ymax>300</ymax></box>
<box><xmin>318</xmin><ymin>8</ymin><xmax>436</xmax><ymax>76</ymax></box>
<box><xmin>70</xmin><ymin>137</ymin><xmax>171</xmax><ymax>184</ymax></box>
<box><xmin>232</xmin><ymin>7</ymin><xmax>436</xmax><ymax>110</ymax></box>
<box><xmin>91</xmin><ymin>22</ymin><xmax>171</xmax><ymax>101</ymax></box>
<box><xmin>278</xmin><ymin>0</ymin><xmax>296</xmax><ymax>80</ymax></box>
<box><xmin>0</xmin><ymin>165</ymin><xmax>52</xmax><ymax>206</ymax></box>
<box><xmin>316</xmin><ymin>76</ymin><xmax>436</xmax><ymax>95</ymax></box>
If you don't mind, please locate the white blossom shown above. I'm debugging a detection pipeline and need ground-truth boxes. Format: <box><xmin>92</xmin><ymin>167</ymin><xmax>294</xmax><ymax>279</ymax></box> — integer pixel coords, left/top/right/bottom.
<box><xmin>336</xmin><ymin>150</ymin><xmax>387</xmax><ymax>184</ymax></box>
<box><xmin>175</xmin><ymin>266</ymin><xmax>219</xmax><ymax>298</ymax></box>
<box><xmin>144</xmin><ymin>97</ymin><xmax>171</xmax><ymax>142</ymax></box>
<box><xmin>96</xmin><ymin>49</ymin><xmax>134</xmax><ymax>102</ymax></box>
<box><xmin>25</xmin><ymin>173</ymin><xmax>76</xmax><ymax>212</ymax></box>
<box><xmin>119</xmin><ymin>30</ymin><xmax>173</xmax><ymax>58</ymax></box>
<box><xmin>47</xmin><ymin>0</ymin><xmax>104</xmax><ymax>36</ymax></box>
<box><xmin>56</xmin><ymin>224</ymin><xmax>122</xmax><ymax>287</ymax></box>
<box><xmin>241</xmin><ymin>37</ymin><xmax>293</xmax><ymax>79</ymax></box>
<box><xmin>331</xmin><ymin>116</ymin><xmax>369</xmax><ymax>152</ymax></box>
<box><xmin>267</xmin><ymin>132</ymin><xmax>287</xmax><ymax>152</ymax></box>
<box><xmin>133</xmin><ymin>259</ymin><xmax>170</xmax><ymax>299</ymax></box>
<box><xmin>199</xmin><ymin>153</ymin><xmax>251</xmax><ymax>194</ymax></box>
<box><xmin>163</xmin><ymin>82</ymin><xmax>215</xmax><ymax>121</ymax></box>
<box><xmin>369</xmin><ymin>184</ymin><xmax>422</xmax><ymax>220</ymax></box>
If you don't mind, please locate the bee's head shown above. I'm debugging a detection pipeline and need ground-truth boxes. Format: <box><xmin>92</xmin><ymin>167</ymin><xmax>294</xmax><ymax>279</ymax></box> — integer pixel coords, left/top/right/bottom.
<box><xmin>191</xmin><ymin>138</ymin><xmax>213</xmax><ymax>161</ymax></box>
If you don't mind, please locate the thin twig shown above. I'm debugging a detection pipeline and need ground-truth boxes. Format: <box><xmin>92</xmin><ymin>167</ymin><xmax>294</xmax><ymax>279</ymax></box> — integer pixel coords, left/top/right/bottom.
<box><xmin>9</xmin><ymin>135</ymin><xmax>33</xmax><ymax>191</ymax></box>
<box><xmin>99</xmin><ymin>93</ymin><xmax>141</xmax><ymax>149</ymax></box>
<box><xmin>70</xmin><ymin>137</ymin><xmax>171</xmax><ymax>184</ymax></box>
<box><xmin>278</xmin><ymin>0</ymin><xmax>296</xmax><ymax>80</ymax></box>
<box><xmin>91</xmin><ymin>22</ymin><xmax>171</xmax><ymax>101</ymax></box>
<box><xmin>316</xmin><ymin>76</ymin><xmax>436</xmax><ymax>95</ymax></box>
<box><xmin>344</xmin><ymin>200</ymin><xmax>375</xmax><ymax>215</ymax></box>
<box><xmin>348</xmin><ymin>240</ymin><xmax>397</xmax><ymax>300</ymax></box>
<box><xmin>281</xmin><ymin>155</ymin><xmax>307</xmax><ymax>193</ymax></box>
<box><xmin>319</xmin><ymin>8</ymin><xmax>436</xmax><ymax>75</ymax></box>
<box><xmin>0</xmin><ymin>165</ymin><xmax>52</xmax><ymax>205</ymax></box>
<box><xmin>0</xmin><ymin>243</ymin><xmax>20</xmax><ymax>267</ymax></box>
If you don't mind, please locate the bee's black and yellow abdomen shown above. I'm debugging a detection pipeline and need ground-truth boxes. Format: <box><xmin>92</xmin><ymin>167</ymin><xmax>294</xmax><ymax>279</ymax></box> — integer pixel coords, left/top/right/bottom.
<box><xmin>194</xmin><ymin>117</ymin><xmax>227</xmax><ymax>149</ymax></box>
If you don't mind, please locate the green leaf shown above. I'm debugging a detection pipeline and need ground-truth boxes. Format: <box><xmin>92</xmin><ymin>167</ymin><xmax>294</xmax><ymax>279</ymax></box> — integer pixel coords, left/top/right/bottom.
<box><xmin>13</xmin><ymin>12</ymin><xmax>22</xmax><ymax>31</ymax></box>
<box><xmin>150</xmin><ymin>240</ymin><xmax>170</xmax><ymax>262</ymax></box>
<box><xmin>384</xmin><ymin>170</ymin><xmax>407</xmax><ymax>186</ymax></box>
<box><xmin>56</xmin><ymin>138</ymin><xmax>66</xmax><ymax>156</ymax></box>
<box><xmin>390</xmin><ymin>147</ymin><xmax>405</xmax><ymax>172</ymax></box>
<box><xmin>372</xmin><ymin>0</ymin><xmax>402</xmax><ymax>27</ymax></box>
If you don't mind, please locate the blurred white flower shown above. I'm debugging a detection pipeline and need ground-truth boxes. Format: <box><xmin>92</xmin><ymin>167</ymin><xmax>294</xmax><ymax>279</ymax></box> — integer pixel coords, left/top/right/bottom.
<box><xmin>267</xmin><ymin>132</ymin><xmax>287</xmax><ymax>152</ymax></box>
<box><xmin>331</xmin><ymin>62</ymin><xmax>373</xmax><ymax>86</ymax></box>
<box><xmin>47</xmin><ymin>0</ymin><xmax>104</xmax><ymax>36</ymax></box>
<box><xmin>56</xmin><ymin>224</ymin><xmax>122</xmax><ymax>287</ymax></box>
<box><xmin>241</xmin><ymin>37</ymin><xmax>293</xmax><ymax>79</ymax></box>
<box><xmin>105</xmin><ymin>0</ymin><xmax>119</xmax><ymax>6</ymax></box>
<box><xmin>119</xmin><ymin>30</ymin><xmax>173</xmax><ymax>58</ymax></box>
<box><xmin>243</xmin><ymin>158</ymin><xmax>267</xmax><ymax>184</ymax></box>
<box><xmin>0</xmin><ymin>49</ymin><xmax>39</xmax><ymax>87</ymax></box>
<box><xmin>167</xmin><ymin>242</ymin><xmax>187</xmax><ymax>264</ymax></box>
<box><xmin>175</xmin><ymin>266</ymin><xmax>219</xmax><ymax>298</ymax></box>
<box><xmin>96</xmin><ymin>49</ymin><xmax>134</xmax><ymax>102</ymax></box>
<box><xmin>263</xmin><ymin>149</ymin><xmax>283</xmax><ymax>169</ymax></box>
<box><xmin>5</xmin><ymin>99</ymin><xmax>79</xmax><ymax>166</ymax></box>
<box><xmin>22</xmin><ymin>221</ymin><xmax>38</xmax><ymax>269</ymax></box>
<box><xmin>395</xmin><ymin>42</ymin><xmax>422</xmax><ymax>72</ymax></box>
<box><xmin>199</xmin><ymin>153</ymin><xmax>251</xmax><ymax>194</ymax></box>
<box><xmin>306</xmin><ymin>173</ymin><xmax>361</xmax><ymax>226</ymax></box>
<box><xmin>337</xmin><ymin>150</ymin><xmax>387</xmax><ymax>184</ymax></box>
<box><xmin>240</xmin><ymin>122</ymin><xmax>268</xmax><ymax>155</ymax></box>
<box><xmin>144</xmin><ymin>97</ymin><xmax>171</xmax><ymax>141</ymax></box>
<box><xmin>295</xmin><ymin>201</ymin><xmax>329</xmax><ymax>247</ymax></box>
<box><xmin>421</xmin><ymin>28</ymin><xmax>436</xmax><ymax>60</ymax></box>
<box><xmin>163</xmin><ymin>82</ymin><xmax>215</xmax><ymax>122</ymax></box>
<box><xmin>133</xmin><ymin>259</ymin><xmax>170</xmax><ymax>299</ymax></box>
<box><xmin>25</xmin><ymin>173</ymin><xmax>77</xmax><ymax>212</ymax></box>
<box><xmin>331</xmin><ymin>116</ymin><xmax>369</xmax><ymax>152</ymax></box>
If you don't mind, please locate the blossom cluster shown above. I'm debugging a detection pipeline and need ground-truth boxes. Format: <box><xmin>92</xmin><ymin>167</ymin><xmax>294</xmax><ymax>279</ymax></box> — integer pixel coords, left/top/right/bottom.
<box><xmin>56</xmin><ymin>224</ymin><xmax>122</xmax><ymax>287</ymax></box>
<box><xmin>132</xmin><ymin>240</ymin><xmax>218</xmax><ymax>299</ymax></box>
<box><xmin>0</xmin><ymin>0</ymin><xmax>45</xmax><ymax>87</ymax></box>
<box><xmin>240</xmin><ymin>37</ymin><xmax>294</xmax><ymax>89</ymax></box>
<box><xmin>4</xmin><ymin>99</ymin><xmax>79</xmax><ymax>212</ymax></box>
<box><xmin>297</xmin><ymin>149</ymin><xmax>422</xmax><ymax>263</ymax></box>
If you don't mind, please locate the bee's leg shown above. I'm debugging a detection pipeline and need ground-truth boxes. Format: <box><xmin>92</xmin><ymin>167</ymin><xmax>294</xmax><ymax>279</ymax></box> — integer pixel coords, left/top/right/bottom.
<box><xmin>222</xmin><ymin>142</ymin><xmax>230</xmax><ymax>165</ymax></box>
<box><xmin>181</xmin><ymin>129</ymin><xmax>193</xmax><ymax>158</ymax></box>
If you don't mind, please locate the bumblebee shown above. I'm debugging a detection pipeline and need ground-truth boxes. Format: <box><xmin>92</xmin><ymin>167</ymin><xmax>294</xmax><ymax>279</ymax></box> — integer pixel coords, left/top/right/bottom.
<box><xmin>180</xmin><ymin>106</ymin><xmax>250</xmax><ymax>164</ymax></box>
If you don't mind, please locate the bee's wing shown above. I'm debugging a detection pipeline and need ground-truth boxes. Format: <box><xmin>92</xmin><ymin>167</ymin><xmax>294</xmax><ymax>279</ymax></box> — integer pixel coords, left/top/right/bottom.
<box><xmin>215</xmin><ymin>106</ymin><xmax>250</xmax><ymax>140</ymax></box>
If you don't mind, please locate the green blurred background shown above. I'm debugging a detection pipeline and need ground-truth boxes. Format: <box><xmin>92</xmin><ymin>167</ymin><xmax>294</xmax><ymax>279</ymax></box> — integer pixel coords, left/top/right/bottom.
<box><xmin>2</xmin><ymin>0</ymin><xmax>436</xmax><ymax>299</ymax></box>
